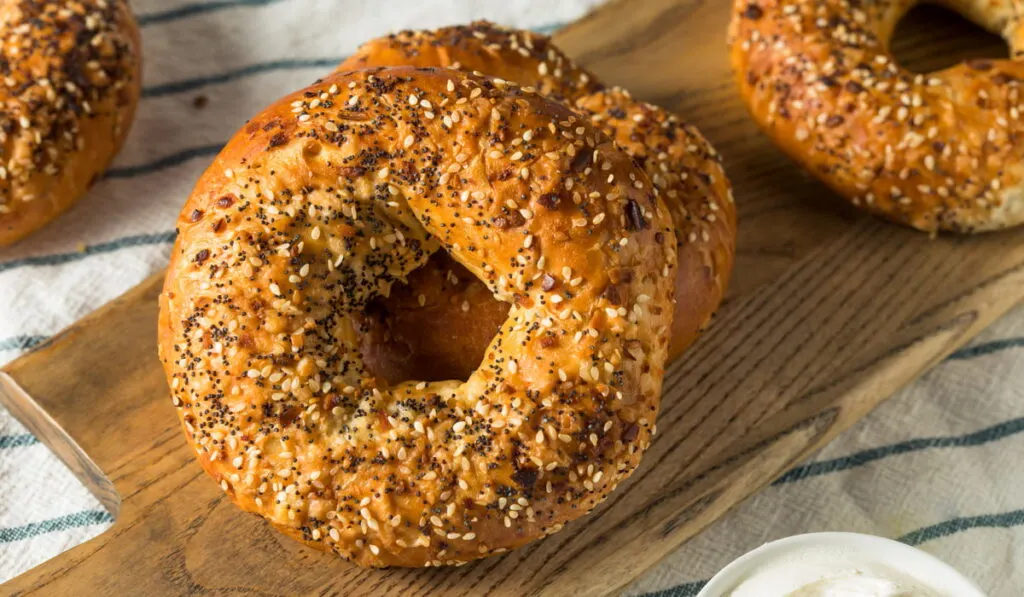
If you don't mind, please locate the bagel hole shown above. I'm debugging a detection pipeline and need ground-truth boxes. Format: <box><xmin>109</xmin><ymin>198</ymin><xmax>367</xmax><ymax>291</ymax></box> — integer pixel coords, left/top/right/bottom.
<box><xmin>358</xmin><ymin>251</ymin><xmax>509</xmax><ymax>385</ymax></box>
<box><xmin>891</xmin><ymin>4</ymin><xmax>1006</xmax><ymax>73</ymax></box>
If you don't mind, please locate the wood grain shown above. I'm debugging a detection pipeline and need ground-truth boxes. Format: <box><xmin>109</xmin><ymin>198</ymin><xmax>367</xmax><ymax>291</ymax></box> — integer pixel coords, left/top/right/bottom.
<box><xmin>2</xmin><ymin>1</ymin><xmax>1022</xmax><ymax>595</ymax></box>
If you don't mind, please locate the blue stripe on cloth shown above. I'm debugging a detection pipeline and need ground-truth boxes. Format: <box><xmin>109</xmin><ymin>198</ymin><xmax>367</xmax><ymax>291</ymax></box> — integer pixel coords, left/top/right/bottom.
<box><xmin>637</xmin><ymin>581</ymin><xmax>707</xmax><ymax>597</ymax></box>
<box><xmin>0</xmin><ymin>434</ymin><xmax>40</xmax><ymax>450</ymax></box>
<box><xmin>948</xmin><ymin>337</ymin><xmax>1024</xmax><ymax>361</ymax></box>
<box><xmin>900</xmin><ymin>508</ymin><xmax>1024</xmax><ymax>546</ymax></box>
<box><xmin>774</xmin><ymin>416</ymin><xmax>1024</xmax><ymax>485</ymax></box>
<box><xmin>532</xmin><ymin>22</ymin><xmax>563</xmax><ymax>35</ymax></box>
<box><xmin>105</xmin><ymin>144</ymin><xmax>223</xmax><ymax>179</ymax></box>
<box><xmin>0</xmin><ymin>231</ymin><xmax>175</xmax><ymax>274</ymax></box>
<box><xmin>0</xmin><ymin>510</ymin><xmax>113</xmax><ymax>544</ymax></box>
<box><xmin>136</xmin><ymin>0</ymin><xmax>287</xmax><ymax>27</ymax></box>
<box><xmin>142</xmin><ymin>58</ymin><xmax>342</xmax><ymax>98</ymax></box>
<box><xmin>0</xmin><ymin>335</ymin><xmax>47</xmax><ymax>352</ymax></box>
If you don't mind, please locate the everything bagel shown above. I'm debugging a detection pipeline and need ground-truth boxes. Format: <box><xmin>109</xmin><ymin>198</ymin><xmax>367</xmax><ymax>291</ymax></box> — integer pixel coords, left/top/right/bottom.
<box><xmin>339</xmin><ymin>23</ymin><xmax>736</xmax><ymax>384</ymax></box>
<box><xmin>159</xmin><ymin>67</ymin><xmax>678</xmax><ymax>567</ymax></box>
<box><xmin>731</xmin><ymin>0</ymin><xmax>1024</xmax><ymax>232</ymax></box>
<box><xmin>340</xmin><ymin>21</ymin><xmax>603</xmax><ymax>102</ymax></box>
<box><xmin>0</xmin><ymin>0</ymin><xmax>141</xmax><ymax>246</ymax></box>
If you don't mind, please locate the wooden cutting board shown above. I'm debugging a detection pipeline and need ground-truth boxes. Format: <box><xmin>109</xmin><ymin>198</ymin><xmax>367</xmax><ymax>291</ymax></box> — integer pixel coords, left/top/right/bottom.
<box><xmin>3</xmin><ymin>0</ymin><xmax>1023</xmax><ymax>595</ymax></box>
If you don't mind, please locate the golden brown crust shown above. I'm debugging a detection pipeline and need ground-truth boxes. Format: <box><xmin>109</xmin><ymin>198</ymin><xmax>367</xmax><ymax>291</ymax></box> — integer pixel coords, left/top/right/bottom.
<box><xmin>0</xmin><ymin>0</ymin><xmax>141</xmax><ymax>246</ymax></box>
<box><xmin>577</xmin><ymin>88</ymin><xmax>736</xmax><ymax>357</ymax></box>
<box><xmin>338</xmin><ymin>21</ymin><xmax>603</xmax><ymax>102</ymax></box>
<box><xmin>159</xmin><ymin>67</ymin><xmax>677</xmax><ymax>567</ymax></box>
<box><xmin>342</xmin><ymin>23</ymin><xmax>736</xmax><ymax>384</ymax></box>
<box><xmin>730</xmin><ymin>0</ymin><xmax>1024</xmax><ymax>233</ymax></box>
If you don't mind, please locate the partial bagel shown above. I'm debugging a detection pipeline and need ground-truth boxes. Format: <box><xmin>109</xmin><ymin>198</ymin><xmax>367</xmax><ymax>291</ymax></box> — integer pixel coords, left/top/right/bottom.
<box><xmin>159</xmin><ymin>67</ymin><xmax>677</xmax><ymax>567</ymax></box>
<box><xmin>731</xmin><ymin>0</ymin><xmax>1024</xmax><ymax>233</ymax></box>
<box><xmin>339</xmin><ymin>22</ymin><xmax>736</xmax><ymax>384</ymax></box>
<box><xmin>0</xmin><ymin>0</ymin><xmax>141</xmax><ymax>246</ymax></box>
<box><xmin>340</xmin><ymin>21</ymin><xmax>602</xmax><ymax>102</ymax></box>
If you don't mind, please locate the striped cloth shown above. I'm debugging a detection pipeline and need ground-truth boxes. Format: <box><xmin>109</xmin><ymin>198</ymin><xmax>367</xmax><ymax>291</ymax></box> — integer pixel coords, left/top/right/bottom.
<box><xmin>0</xmin><ymin>0</ymin><xmax>1020</xmax><ymax>594</ymax></box>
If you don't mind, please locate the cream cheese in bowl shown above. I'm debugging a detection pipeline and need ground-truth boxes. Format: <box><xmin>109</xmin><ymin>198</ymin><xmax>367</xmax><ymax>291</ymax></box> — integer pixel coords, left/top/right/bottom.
<box><xmin>697</xmin><ymin>533</ymin><xmax>985</xmax><ymax>597</ymax></box>
<box><xmin>726</xmin><ymin>545</ymin><xmax>943</xmax><ymax>596</ymax></box>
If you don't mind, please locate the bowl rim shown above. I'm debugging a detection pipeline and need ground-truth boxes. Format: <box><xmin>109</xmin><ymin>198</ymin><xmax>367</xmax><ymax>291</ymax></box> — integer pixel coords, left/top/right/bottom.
<box><xmin>695</xmin><ymin>531</ymin><xmax>987</xmax><ymax>597</ymax></box>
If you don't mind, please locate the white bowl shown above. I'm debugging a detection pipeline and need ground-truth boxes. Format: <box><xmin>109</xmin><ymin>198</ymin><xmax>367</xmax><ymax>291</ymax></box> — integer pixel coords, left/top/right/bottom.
<box><xmin>696</xmin><ymin>532</ymin><xmax>986</xmax><ymax>597</ymax></box>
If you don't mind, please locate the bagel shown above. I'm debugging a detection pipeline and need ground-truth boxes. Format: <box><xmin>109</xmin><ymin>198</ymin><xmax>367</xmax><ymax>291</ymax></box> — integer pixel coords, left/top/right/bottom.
<box><xmin>730</xmin><ymin>0</ymin><xmax>1024</xmax><ymax>233</ymax></box>
<box><xmin>159</xmin><ymin>67</ymin><xmax>678</xmax><ymax>567</ymax></box>
<box><xmin>339</xmin><ymin>22</ymin><xmax>736</xmax><ymax>384</ymax></box>
<box><xmin>339</xmin><ymin>21</ymin><xmax>603</xmax><ymax>102</ymax></box>
<box><xmin>0</xmin><ymin>0</ymin><xmax>141</xmax><ymax>246</ymax></box>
